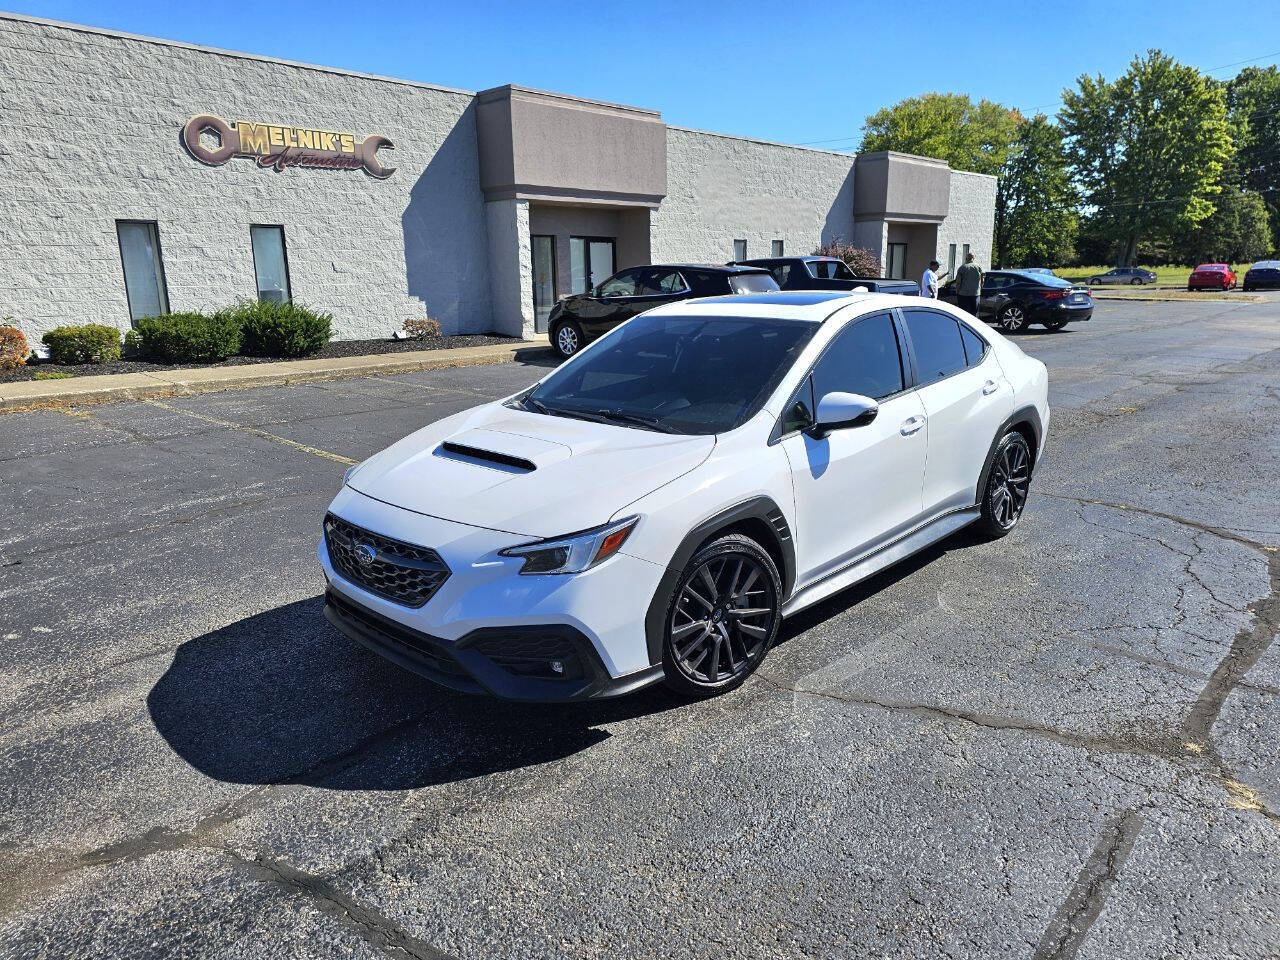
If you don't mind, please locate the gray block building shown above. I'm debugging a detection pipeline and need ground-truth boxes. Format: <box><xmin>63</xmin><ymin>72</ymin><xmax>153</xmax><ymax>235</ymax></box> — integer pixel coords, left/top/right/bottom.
<box><xmin>0</xmin><ymin>13</ymin><xmax>996</xmax><ymax>343</ymax></box>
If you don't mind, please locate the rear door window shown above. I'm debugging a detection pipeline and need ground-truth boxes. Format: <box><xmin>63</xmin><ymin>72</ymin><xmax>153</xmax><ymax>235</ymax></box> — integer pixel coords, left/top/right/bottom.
<box><xmin>903</xmin><ymin>309</ymin><xmax>968</xmax><ymax>385</ymax></box>
<box><xmin>959</xmin><ymin>323</ymin><xmax>987</xmax><ymax>367</ymax></box>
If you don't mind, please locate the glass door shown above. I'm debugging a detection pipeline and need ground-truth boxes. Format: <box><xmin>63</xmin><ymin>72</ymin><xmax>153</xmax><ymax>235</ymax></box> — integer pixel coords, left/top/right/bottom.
<box><xmin>569</xmin><ymin>236</ymin><xmax>616</xmax><ymax>294</ymax></box>
<box><xmin>887</xmin><ymin>242</ymin><xmax>907</xmax><ymax>279</ymax></box>
<box><xmin>531</xmin><ymin>234</ymin><xmax>556</xmax><ymax>333</ymax></box>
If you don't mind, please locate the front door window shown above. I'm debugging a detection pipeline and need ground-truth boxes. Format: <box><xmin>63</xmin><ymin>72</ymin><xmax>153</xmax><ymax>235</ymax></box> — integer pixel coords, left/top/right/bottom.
<box><xmin>569</xmin><ymin>237</ymin><xmax>616</xmax><ymax>294</ymax></box>
<box><xmin>531</xmin><ymin>234</ymin><xmax>556</xmax><ymax>332</ymax></box>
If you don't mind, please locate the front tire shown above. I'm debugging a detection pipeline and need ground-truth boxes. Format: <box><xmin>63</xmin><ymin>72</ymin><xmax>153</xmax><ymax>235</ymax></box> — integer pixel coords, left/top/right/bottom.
<box><xmin>975</xmin><ymin>432</ymin><xmax>1033</xmax><ymax>539</ymax></box>
<box><xmin>1130</xmin><ymin>277</ymin><xmax>1143</xmax><ymax>285</ymax></box>
<box><xmin>997</xmin><ymin>304</ymin><xmax>1029</xmax><ymax>333</ymax></box>
<box><xmin>551</xmin><ymin>321</ymin><xmax>585</xmax><ymax>359</ymax></box>
<box><xmin>661</xmin><ymin>533</ymin><xmax>781</xmax><ymax>697</ymax></box>
<box><xmin>1043</xmin><ymin>317</ymin><xmax>1069</xmax><ymax>332</ymax></box>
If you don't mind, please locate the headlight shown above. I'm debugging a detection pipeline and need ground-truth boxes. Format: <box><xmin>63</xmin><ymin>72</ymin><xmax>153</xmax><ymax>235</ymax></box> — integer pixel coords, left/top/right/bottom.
<box><xmin>500</xmin><ymin>516</ymin><xmax>638</xmax><ymax>575</ymax></box>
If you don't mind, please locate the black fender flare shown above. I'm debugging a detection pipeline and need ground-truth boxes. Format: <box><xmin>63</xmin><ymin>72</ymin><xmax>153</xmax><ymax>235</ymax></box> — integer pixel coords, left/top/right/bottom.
<box><xmin>643</xmin><ymin>497</ymin><xmax>795</xmax><ymax>666</ymax></box>
<box><xmin>975</xmin><ymin>405</ymin><xmax>1043</xmax><ymax>505</ymax></box>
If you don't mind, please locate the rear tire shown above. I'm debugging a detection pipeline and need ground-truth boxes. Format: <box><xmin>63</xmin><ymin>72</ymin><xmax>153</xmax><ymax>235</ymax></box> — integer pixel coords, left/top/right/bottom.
<box><xmin>661</xmin><ymin>533</ymin><xmax>781</xmax><ymax>698</ymax></box>
<box><xmin>975</xmin><ymin>431</ymin><xmax>1033</xmax><ymax>540</ymax></box>
<box><xmin>551</xmin><ymin>321</ymin><xmax>585</xmax><ymax>359</ymax></box>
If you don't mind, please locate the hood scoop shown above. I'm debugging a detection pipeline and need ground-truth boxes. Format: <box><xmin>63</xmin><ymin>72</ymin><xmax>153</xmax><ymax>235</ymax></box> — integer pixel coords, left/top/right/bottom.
<box><xmin>438</xmin><ymin>441</ymin><xmax>536</xmax><ymax>474</ymax></box>
<box><xmin>431</xmin><ymin>427</ymin><xmax>573</xmax><ymax>475</ymax></box>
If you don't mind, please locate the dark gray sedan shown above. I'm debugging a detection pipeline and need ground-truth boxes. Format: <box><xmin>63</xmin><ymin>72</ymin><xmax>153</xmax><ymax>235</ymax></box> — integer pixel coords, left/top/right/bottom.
<box><xmin>1087</xmin><ymin>267</ymin><xmax>1157</xmax><ymax>285</ymax></box>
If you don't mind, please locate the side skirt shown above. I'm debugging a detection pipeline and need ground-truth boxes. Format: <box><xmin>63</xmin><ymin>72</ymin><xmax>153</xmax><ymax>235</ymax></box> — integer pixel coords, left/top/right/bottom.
<box><xmin>780</xmin><ymin>507</ymin><xmax>980</xmax><ymax>617</ymax></box>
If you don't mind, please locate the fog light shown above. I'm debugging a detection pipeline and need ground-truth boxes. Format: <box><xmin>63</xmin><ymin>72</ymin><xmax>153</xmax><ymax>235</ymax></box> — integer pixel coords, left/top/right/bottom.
<box><xmin>550</xmin><ymin>660</ymin><xmax>565</xmax><ymax>675</ymax></box>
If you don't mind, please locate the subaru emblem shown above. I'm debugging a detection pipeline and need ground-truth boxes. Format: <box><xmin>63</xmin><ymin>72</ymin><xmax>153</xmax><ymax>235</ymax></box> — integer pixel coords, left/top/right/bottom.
<box><xmin>354</xmin><ymin>543</ymin><xmax>377</xmax><ymax>566</ymax></box>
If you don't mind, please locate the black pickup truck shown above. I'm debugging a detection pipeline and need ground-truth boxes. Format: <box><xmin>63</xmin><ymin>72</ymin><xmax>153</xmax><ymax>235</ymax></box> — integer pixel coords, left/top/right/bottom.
<box><xmin>735</xmin><ymin>256</ymin><xmax>920</xmax><ymax>296</ymax></box>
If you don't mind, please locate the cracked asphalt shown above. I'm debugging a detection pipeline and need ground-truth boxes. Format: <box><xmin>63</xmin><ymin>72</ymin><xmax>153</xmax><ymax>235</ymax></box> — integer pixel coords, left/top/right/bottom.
<box><xmin>2</xmin><ymin>297</ymin><xmax>1279</xmax><ymax>959</ymax></box>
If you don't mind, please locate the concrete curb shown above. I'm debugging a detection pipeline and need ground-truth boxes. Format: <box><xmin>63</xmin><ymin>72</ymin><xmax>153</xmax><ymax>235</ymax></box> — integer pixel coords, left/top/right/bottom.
<box><xmin>1091</xmin><ymin>292</ymin><xmax>1263</xmax><ymax>304</ymax></box>
<box><xmin>0</xmin><ymin>341</ymin><xmax>548</xmax><ymax>413</ymax></box>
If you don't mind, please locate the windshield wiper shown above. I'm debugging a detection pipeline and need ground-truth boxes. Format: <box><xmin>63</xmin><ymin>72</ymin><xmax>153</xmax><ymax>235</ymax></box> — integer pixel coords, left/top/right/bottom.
<box><xmin>588</xmin><ymin>409</ymin><xmax>682</xmax><ymax>434</ymax></box>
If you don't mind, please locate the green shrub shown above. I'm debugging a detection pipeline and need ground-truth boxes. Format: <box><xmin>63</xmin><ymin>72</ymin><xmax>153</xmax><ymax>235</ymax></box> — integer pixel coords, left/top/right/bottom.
<box><xmin>41</xmin><ymin>324</ymin><xmax>122</xmax><ymax>364</ymax></box>
<box><xmin>134</xmin><ymin>312</ymin><xmax>242</xmax><ymax>363</ymax></box>
<box><xmin>224</xmin><ymin>299</ymin><xmax>332</xmax><ymax>357</ymax></box>
<box><xmin>121</xmin><ymin>329</ymin><xmax>144</xmax><ymax>359</ymax></box>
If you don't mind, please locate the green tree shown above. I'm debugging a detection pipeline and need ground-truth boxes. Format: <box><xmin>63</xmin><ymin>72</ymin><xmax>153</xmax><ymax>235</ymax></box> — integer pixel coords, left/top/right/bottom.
<box><xmin>1059</xmin><ymin>50</ymin><xmax>1234</xmax><ymax>265</ymax></box>
<box><xmin>1173</xmin><ymin>185</ymin><xmax>1273</xmax><ymax>264</ymax></box>
<box><xmin>859</xmin><ymin>93</ymin><xmax>1021</xmax><ymax>177</ymax></box>
<box><xmin>994</xmin><ymin>116</ymin><xmax>1077</xmax><ymax>267</ymax></box>
<box><xmin>1226</xmin><ymin>66</ymin><xmax>1280</xmax><ymax>247</ymax></box>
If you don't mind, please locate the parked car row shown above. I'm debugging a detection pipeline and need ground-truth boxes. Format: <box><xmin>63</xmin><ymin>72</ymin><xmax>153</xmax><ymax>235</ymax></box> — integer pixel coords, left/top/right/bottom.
<box><xmin>547</xmin><ymin>258</ymin><xmax>919</xmax><ymax>357</ymax></box>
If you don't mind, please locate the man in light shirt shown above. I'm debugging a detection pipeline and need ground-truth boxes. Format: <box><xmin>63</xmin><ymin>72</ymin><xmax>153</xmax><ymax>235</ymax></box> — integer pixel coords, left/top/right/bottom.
<box><xmin>921</xmin><ymin>260</ymin><xmax>947</xmax><ymax>298</ymax></box>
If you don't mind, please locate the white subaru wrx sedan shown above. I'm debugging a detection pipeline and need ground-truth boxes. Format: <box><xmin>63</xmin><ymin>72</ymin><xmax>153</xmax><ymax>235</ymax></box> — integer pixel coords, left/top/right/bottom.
<box><xmin>319</xmin><ymin>292</ymin><xmax>1048</xmax><ymax>701</ymax></box>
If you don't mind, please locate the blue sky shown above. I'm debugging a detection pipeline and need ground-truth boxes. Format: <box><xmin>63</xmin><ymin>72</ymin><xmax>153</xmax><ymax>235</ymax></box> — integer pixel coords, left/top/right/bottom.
<box><xmin>7</xmin><ymin>0</ymin><xmax>1280</xmax><ymax>148</ymax></box>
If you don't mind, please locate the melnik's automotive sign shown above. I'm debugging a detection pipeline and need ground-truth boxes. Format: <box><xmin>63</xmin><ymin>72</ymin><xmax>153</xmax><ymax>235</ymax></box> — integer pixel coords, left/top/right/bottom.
<box><xmin>182</xmin><ymin>115</ymin><xmax>396</xmax><ymax>179</ymax></box>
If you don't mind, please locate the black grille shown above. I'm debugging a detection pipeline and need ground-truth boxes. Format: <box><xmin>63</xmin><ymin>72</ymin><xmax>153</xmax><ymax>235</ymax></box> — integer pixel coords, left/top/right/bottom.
<box><xmin>324</xmin><ymin>514</ymin><xmax>450</xmax><ymax>608</ymax></box>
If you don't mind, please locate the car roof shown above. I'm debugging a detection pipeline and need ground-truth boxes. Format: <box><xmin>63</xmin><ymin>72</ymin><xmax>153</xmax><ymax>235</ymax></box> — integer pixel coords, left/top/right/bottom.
<box><xmin>1195</xmin><ymin>263</ymin><xmax>1228</xmax><ymax>268</ymax></box>
<box><xmin>660</xmin><ymin>263</ymin><xmax>770</xmax><ymax>274</ymax></box>
<box><xmin>642</xmin><ymin>290</ymin><xmax>915</xmax><ymax>323</ymax></box>
<box><xmin>1251</xmin><ymin>260</ymin><xmax>1280</xmax><ymax>269</ymax></box>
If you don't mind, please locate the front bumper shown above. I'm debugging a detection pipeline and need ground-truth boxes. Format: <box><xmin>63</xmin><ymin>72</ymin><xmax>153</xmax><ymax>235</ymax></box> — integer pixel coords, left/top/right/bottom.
<box><xmin>324</xmin><ymin>589</ymin><xmax>662</xmax><ymax>701</ymax></box>
<box><xmin>318</xmin><ymin>487</ymin><xmax>666</xmax><ymax>701</ymax></box>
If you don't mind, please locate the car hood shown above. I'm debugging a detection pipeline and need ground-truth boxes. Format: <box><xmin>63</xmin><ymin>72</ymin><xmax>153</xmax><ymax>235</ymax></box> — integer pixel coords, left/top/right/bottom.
<box><xmin>346</xmin><ymin>402</ymin><xmax>716</xmax><ymax>538</ymax></box>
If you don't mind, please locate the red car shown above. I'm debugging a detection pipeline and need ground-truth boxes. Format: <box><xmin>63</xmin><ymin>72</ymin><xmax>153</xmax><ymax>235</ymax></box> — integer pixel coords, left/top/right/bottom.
<box><xmin>1188</xmin><ymin>263</ymin><xmax>1237</xmax><ymax>290</ymax></box>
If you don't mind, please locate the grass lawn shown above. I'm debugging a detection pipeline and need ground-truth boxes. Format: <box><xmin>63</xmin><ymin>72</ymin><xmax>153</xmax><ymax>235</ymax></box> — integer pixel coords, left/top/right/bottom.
<box><xmin>1057</xmin><ymin>264</ymin><xmax>1253</xmax><ymax>287</ymax></box>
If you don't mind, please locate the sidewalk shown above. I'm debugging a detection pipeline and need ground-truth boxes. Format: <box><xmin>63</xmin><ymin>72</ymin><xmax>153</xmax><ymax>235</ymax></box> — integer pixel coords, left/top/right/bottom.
<box><xmin>0</xmin><ymin>341</ymin><xmax>544</xmax><ymax>413</ymax></box>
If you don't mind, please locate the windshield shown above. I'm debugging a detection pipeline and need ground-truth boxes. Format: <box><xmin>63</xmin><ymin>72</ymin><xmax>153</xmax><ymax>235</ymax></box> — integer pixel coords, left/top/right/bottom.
<box><xmin>728</xmin><ymin>273</ymin><xmax>780</xmax><ymax>294</ymax></box>
<box><xmin>806</xmin><ymin>259</ymin><xmax>856</xmax><ymax>280</ymax></box>
<box><xmin>527</xmin><ymin>313</ymin><xmax>816</xmax><ymax>435</ymax></box>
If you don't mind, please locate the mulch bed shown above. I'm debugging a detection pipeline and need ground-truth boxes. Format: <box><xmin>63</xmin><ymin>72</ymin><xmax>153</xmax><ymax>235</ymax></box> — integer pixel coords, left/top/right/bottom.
<box><xmin>0</xmin><ymin>334</ymin><xmax>520</xmax><ymax>383</ymax></box>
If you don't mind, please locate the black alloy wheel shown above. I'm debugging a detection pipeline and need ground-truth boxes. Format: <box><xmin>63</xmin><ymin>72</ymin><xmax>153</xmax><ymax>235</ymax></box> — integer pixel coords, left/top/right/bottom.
<box><xmin>663</xmin><ymin>534</ymin><xmax>781</xmax><ymax>696</ymax></box>
<box><xmin>977</xmin><ymin>432</ymin><xmax>1032</xmax><ymax>538</ymax></box>
<box><xmin>997</xmin><ymin>304</ymin><xmax>1028</xmax><ymax>333</ymax></box>
<box><xmin>552</xmin><ymin>321</ymin><xmax>584</xmax><ymax>359</ymax></box>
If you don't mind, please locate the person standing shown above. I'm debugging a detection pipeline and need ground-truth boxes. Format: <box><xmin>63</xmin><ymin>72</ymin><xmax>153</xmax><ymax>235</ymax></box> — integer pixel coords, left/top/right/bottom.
<box><xmin>921</xmin><ymin>259</ymin><xmax>947</xmax><ymax>298</ymax></box>
<box><xmin>954</xmin><ymin>253</ymin><xmax>983</xmax><ymax>314</ymax></box>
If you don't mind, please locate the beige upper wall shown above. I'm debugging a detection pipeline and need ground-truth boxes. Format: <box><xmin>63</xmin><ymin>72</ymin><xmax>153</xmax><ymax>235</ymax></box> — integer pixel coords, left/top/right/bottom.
<box><xmin>476</xmin><ymin>85</ymin><xmax>666</xmax><ymax>206</ymax></box>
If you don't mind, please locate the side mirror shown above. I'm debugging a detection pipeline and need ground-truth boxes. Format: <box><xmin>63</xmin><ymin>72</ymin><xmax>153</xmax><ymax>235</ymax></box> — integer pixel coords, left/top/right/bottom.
<box><xmin>808</xmin><ymin>391</ymin><xmax>878</xmax><ymax>436</ymax></box>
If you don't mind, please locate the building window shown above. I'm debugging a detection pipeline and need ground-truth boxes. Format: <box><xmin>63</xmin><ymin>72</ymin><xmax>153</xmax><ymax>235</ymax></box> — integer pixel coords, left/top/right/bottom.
<box><xmin>250</xmin><ymin>225</ymin><xmax>291</xmax><ymax>303</ymax></box>
<box><xmin>947</xmin><ymin>243</ymin><xmax>957</xmax><ymax>276</ymax></box>
<box><xmin>733</xmin><ymin>239</ymin><xmax>747</xmax><ymax>261</ymax></box>
<box><xmin>116</xmin><ymin>220</ymin><xmax>169</xmax><ymax>323</ymax></box>
<box><xmin>887</xmin><ymin>242</ymin><xmax>907</xmax><ymax>280</ymax></box>
<box><xmin>962</xmin><ymin>243</ymin><xmax>971</xmax><ymax>265</ymax></box>
<box><xmin>771</xmin><ymin>239</ymin><xmax>784</xmax><ymax>258</ymax></box>
<box><xmin>531</xmin><ymin>234</ymin><xmax>557</xmax><ymax>332</ymax></box>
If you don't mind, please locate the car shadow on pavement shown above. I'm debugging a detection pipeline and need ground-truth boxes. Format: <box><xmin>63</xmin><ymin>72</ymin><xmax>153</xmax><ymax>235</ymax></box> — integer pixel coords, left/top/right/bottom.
<box><xmin>149</xmin><ymin>528</ymin><xmax>982</xmax><ymax>792</ymax></box>
<box><xmin>147</xmin><ymin>595</ymin><xmax>684</xmax><ymax>792</ymax></box>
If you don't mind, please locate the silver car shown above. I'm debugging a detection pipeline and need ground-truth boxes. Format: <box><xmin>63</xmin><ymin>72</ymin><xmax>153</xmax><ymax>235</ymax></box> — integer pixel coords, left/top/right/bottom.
<box><xmin>1087</xmin><ymin>267</ymin><xmax>1157</xmax><ymax>285</ymax></box>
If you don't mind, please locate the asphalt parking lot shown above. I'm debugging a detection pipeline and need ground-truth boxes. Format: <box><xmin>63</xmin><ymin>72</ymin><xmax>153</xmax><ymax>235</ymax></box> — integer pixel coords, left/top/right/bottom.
<box><xmin>2</xmin><ymin>297</ymin><xmax>1279</xmax><ymax>959</ymax></box>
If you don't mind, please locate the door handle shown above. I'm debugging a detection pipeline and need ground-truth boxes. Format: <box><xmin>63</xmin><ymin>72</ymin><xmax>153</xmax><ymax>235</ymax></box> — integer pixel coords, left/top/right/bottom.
<box><xmin>900</xmin><ymin>415</ymin><xmax>925</xmax><ymax>436</ymax></box>
<box><xmin>983</xmin><ymin>379</ymin><xmax>1000</xmax><ymax>396</ymax></box>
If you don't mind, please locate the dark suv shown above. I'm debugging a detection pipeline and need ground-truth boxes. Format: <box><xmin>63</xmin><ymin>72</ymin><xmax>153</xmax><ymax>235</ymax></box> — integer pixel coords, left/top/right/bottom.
<box><xmin>736</xmin><ymin>256</ymin><xmax>920</xmax><ymax>295</ymax></box>
<box><xmin>547</xmin><ymin>264</ymin><xmax>778</xmax><ymax>357</ymax></box>
<box><xmin>941</xmin><ymin>269</ymin><xmax>1093</xmax><ymax>332</ymax></box>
